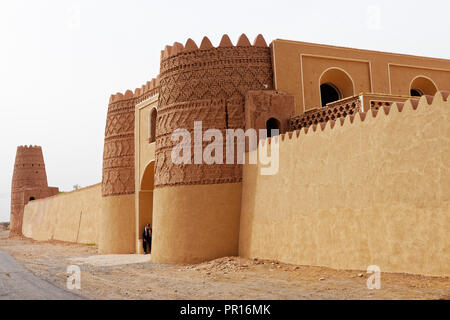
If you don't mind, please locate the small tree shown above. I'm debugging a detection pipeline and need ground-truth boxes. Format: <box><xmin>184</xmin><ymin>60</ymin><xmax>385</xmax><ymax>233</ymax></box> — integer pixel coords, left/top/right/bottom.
<box><xmin>73</xmin><ymin>184</ymin><xmax>81</xmax><ymax>190</ymax></box>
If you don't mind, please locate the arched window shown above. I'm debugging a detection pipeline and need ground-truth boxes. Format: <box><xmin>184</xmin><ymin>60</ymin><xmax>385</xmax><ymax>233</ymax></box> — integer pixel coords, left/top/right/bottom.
<box><xmin>149</xmin><ymin>108</ymin><xmax>157</xmax><ymax>143</ymax></box>
<box><xmin>410</xmin><ymin>76</ymin><xmax>438</xmax><ymax>97</ymax></box>
<box><xmin>266</xmin><ymin>117</ymin><xmax>280</xmax><ymax>138</ymax></box>
<box><xmin>319</xmin><ymin>68</ymin><xmax>355</xmax><ymax>107</ymax></box>
<box><xmin>410</xmin><ymin>89</ymin><xmax>423</xmax><ymax>97</ymax></box>
<box><xmin>320</xmin><ymin>83</ymin><xmax>341</xmax><ymax>107</ymax></box>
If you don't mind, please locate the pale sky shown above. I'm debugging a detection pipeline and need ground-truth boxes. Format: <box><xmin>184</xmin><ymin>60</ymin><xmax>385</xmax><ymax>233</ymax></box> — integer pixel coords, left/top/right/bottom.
<box><xmin>0</xmin><ymin>0</ymin><xmax>449</xmax><ymax>222</ymax></box>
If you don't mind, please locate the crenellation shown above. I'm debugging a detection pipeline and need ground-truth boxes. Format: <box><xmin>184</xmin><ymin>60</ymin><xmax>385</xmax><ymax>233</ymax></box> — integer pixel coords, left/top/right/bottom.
<box><xmin>236</xmin><ymin>34</ymin><xmax>251</xmax><ymax>46</ymax></box>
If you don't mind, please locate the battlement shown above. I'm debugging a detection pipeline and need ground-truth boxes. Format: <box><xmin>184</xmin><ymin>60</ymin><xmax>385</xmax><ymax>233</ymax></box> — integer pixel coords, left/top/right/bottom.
<box><xmin>160</xmin><ymin>34</ymin><xmax>269</xmax><ymax>62</ymax></box>
<box><xmin>261</xmin><ymin>91</ymin><xmax>449</xmax><ymax>147</ymax></box>
<box><xmin>109</xmin><ymin>75</ymin><xmax>161</xmax><ymax>105</ymax></box>
<box><xmin>17</xmin><ymin>145</ymin><xmax>42</xmax><ymax>152</ymax></box>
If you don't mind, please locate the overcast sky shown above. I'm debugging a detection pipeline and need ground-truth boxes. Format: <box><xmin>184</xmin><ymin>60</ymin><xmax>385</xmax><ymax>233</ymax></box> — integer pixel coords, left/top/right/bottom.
<box><xmin>0</xmin><ymin>0</ymin><xmax>449</xmax><ymax>222</ymax></box>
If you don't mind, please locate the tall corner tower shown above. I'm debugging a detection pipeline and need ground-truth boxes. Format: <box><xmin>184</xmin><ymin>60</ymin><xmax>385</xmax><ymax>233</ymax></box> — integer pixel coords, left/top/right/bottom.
<box><xmin>100</xmin><ymin>90</ymin><xmax>136</xmax><ymax>254</ymax></box>
<box><xmin>151</xmin><ymin>34</ymin><xmax>274</xmax><ymax>264</ymax></box>
<box><xmin>10</xmin><ymin>145</ymin><xmax>58</xmax><ymax>236</ymax></box>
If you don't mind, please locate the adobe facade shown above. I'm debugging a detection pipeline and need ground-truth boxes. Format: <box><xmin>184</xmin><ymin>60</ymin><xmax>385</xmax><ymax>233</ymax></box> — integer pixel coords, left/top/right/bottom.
<box><xmin>14</xmin><ymin>35</ymin><xmax>450</xmax><ymax>276</ymax></box>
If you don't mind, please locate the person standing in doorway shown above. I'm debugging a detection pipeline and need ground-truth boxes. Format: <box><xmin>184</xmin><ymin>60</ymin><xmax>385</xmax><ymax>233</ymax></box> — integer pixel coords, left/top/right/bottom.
<box><xmin>142</xmin><ymin>223</ymin><xmax>152</xmax><ymax>254</ymax></box>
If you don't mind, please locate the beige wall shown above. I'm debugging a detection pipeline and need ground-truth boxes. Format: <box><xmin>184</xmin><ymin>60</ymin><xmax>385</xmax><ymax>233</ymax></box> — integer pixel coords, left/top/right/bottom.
<box><xmin>240</xmin><ymin>93</ymin><xmax>449</xmax><ymax>276</ymax></box>
<box><xmin>272</xmin><ymin>39</ymin><xmax>450</xmax><ymax>115</ymax></box>
<box><xmin>99</xmin><ymin>194</ymin><xmax>135</xmax><ymax>254</ymax></box>
<box><xmin>151</xmin><ymin>183</ymin><xmax>242</xmax><ymax>264</ymax></box>
<box><xmin>22</xmin><ymin>184</ymin><xmax>101</xmax><ymax>244</ymax></box>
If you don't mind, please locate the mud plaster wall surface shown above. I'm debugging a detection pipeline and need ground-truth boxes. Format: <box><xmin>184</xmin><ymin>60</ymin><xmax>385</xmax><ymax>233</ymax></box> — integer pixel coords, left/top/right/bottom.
<box><xmin>22</xmin><ymin>184</ymin><xmax>101</xmax><ymax>244</ymax></box>
<box><xmin>99</xmin><ymin>194</ymin><xmax>135</xmax><ymax>254</ymax></box>
<box><xmin>151</xmin><ymin>183</ymin><xmax>242</xmax><ymax>264</ymax></box>
<box><xmin>240</xmin><ymin>94</ymin><xmax>449</xmax><ymax>276</ymax></box>
<box><xmin>271</xmin><ymin>39</ymin><xmax>450</xmax><ymax>115</ymax></box>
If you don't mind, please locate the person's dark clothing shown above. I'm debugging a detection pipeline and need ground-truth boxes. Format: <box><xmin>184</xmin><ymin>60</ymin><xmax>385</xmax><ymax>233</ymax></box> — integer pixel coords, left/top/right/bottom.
<box><xmin>142</xmin><ymin>227</ymin><xmax>152</xmax><ymax>254</ymax></box>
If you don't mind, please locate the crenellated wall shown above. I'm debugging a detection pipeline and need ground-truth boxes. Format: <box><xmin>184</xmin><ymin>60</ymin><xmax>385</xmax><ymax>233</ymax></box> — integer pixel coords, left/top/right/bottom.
<box><xmin>240</xmin><ymin>92</ymin><xmax>450</xmax><ymax>276</ymax></box>
<box><xmin>10</xmin><ymin>146</ymin><xmax>58</xmax><ymax>236</ymax></box>
<box><xmin>151</xmin><ymin>34</ymin><xmax>274</xmax><ymax>264</ymax></box>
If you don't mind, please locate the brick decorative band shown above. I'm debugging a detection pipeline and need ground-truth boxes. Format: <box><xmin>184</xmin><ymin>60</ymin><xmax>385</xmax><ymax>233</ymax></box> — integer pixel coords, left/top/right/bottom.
<box><xmin>155</xmin><ymin>35</ymin><xmax>274</xmax><ymax>188</ymax></box>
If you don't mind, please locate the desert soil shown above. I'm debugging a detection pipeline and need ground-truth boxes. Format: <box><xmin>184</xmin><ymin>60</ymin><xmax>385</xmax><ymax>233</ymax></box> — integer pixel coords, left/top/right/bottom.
<box><xmin>0</xmin><ymin>234</ymin><xmax>448</xmax><ymax>300</ymax></box>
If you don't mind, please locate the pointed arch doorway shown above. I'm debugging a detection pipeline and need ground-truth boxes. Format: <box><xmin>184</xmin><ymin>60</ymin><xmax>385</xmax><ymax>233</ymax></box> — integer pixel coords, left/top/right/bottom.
<box><xmin>137</xmin><ymin>161</ymin><xmax>155</xmax><ymax>254</ymax></box>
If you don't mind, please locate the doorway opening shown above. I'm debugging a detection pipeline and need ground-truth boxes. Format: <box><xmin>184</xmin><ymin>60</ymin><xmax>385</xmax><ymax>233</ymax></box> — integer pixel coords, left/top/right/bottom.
<box><xmin>138</xmin><ymin>161</ymin><xmax>155</xmax><ymax>255</ymax></box>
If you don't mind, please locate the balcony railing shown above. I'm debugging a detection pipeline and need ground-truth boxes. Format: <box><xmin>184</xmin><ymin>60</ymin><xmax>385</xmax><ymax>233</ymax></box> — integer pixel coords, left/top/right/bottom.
<box><xmin>289</xmin><ymin>96</ymin><xmax>361</xmax><ymax>130</ymax></box>
<box><xmin>289</xmin><ymin>93</ymin><xmax>417</xmax><ymax>131</ymax></box>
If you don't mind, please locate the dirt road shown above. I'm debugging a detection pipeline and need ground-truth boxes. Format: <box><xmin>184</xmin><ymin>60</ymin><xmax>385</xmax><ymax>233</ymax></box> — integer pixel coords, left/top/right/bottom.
<box><xmin>0</xmin><ymin>250</ymin><xmax>82</xmax><ymax>300</ymax></box>
<box><xmin>0</xmin><ymin>235</ymin><xmax>448</xmax><ymax>300</ymax></box>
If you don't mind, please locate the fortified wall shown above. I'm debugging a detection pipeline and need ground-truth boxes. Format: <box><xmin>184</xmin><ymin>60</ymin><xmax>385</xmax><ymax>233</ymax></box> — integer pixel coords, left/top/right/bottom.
<box><xmin>22</xmin><ymin>183</ymin><xmax>101</xmax><ymax>244</ymax></box>
<box><xmin>10</xmin><ymin>146</ymin><xmax>58</xmax><ymax>236</ymax></box>
<box><xmin>240</xmin><ymin>92</ymin><xmax>450</xmax><ymax>276</ymax></box>
<box><xmin>15</xmin><ymin>34</ymin><xmax>450</xmax><ymax>276</ymax></box>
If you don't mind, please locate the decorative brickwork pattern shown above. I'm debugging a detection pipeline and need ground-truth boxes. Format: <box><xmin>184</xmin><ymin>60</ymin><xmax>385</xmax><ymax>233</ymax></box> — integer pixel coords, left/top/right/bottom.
<box><xmin>286</xmin><ymin>92</ymin><xmax>449</xmax><ymax>137</ymax></box>
<box><xmin>102</xmin><ymin>91</ymin><xmax>136</xmax><ymax>197</ymax></box>
<box><xmin>370</xmin><ymin>100</ymin><xmax>392</xmax><ymax>110</ymax></box>
<box><xmin>155</xmin><ymin>34</ymin><xmax>274</xmax><ymax>188</ymax></box>
<box><xmin>10</xmin><ymin>146</ymin><xmax>58</xmax><ymax>235</ymax></box>
<box><xmin>102</xmin><ymin>78</ymin><xmax>160</xmax><ymax>197</ymax></box>
<box><xmin>289</xmin><ymin>96</ymin><xmax>361</xmax><ymax>131</ymax></box>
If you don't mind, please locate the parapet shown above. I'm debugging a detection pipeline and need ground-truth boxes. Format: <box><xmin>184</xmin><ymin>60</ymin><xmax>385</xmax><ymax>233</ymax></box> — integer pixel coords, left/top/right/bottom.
<box><xmin>159</xmin><ymin>33</ymin><xmax>269</xmax><ymax>62</ymax></box>
<box><xmin>109</xmin><ymin>75</ymin><xmax>160</xmax><ymax>106</ymax></box>
<box><xmin>261</xmin><ymin>91</ymin><xmax>450</xmax><ymax>146</ymax></box>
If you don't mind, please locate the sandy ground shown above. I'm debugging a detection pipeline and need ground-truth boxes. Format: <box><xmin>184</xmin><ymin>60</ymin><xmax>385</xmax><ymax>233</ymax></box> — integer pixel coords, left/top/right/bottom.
<box><xmin>0</xmin><ymin>234</ymin><xmax>448</xmax><ymax>300</ymax></box>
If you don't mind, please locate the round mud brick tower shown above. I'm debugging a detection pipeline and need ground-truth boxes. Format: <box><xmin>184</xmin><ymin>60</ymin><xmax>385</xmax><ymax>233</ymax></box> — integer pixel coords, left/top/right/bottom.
<box><xmin>10</xmin><ymin>146</ymin><xmax>49</xmax><ymax>235</ymax></box>
<box><xmin>100</xmin><ymin>90</ymin><xmax>136</xmax><ymax>254</ymax></box>
<box><xmin>151</xmin><ymin>34</ymin><xmax>274</xmax><ymax>264</ymax></box>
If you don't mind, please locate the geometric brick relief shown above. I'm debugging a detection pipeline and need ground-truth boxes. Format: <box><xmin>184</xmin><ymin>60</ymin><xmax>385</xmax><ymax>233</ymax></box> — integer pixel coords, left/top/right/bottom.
<box><xmin>155</xmin><ymin>34</ymin><xmax>274</xmax><ymax>188</ymax></box>
<box><xmin>102</xmin><ymin>91</ymin><xmax>136</xmax><ymax>197</ymax></box>
<box><xmin>102</xmin><ymin>74</ymin><xmax>161</xmax><ymax>197</ymax></box>
<box><xmin>289</xmin><ymin>96</ymin><xmax>362</xmax><ymax>131</ymax></box>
